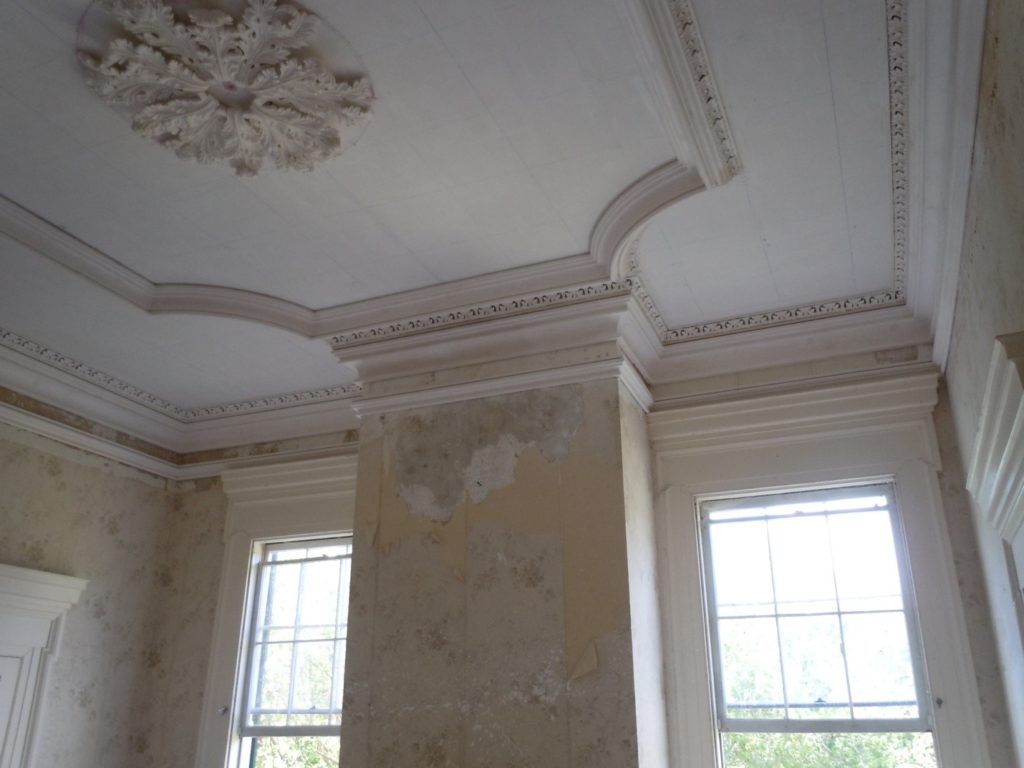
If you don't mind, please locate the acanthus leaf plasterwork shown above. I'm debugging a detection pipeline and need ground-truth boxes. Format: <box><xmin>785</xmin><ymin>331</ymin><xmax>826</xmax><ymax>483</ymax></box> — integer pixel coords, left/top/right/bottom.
<box><xmin>78</xmin><ymin>0</ymin><xmax>373</xmax><ymax>176</ymax></box>
<box><xmin>0</xmin><ymin>328</ymin><xmax>361</xmax><ymax>424</ymax></box>
<box><xmin>665</xmin><ymin>0</ymin><xmax>741</xmax><ymax>177</ymax></box>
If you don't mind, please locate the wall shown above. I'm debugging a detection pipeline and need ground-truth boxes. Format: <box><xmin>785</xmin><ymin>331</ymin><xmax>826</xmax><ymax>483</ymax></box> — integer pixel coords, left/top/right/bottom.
<box><xmin>933</xmin><ymin>388</ymin><xmax>1017</xmax><ymax>766</ymax></box>
<box><xmin>0</xmin><ymin>423</ymin><xmax>227</xmax><ymax>768</ymax></box>
<box><xmin>342</xmin><ymin>381</ymin><xmax>646</xmax><ymax>768</ymax></box>
<box><xmin>945</xmin><ymin>0</ymin><xmax>1024</xmax><ymax>760</ymax></box>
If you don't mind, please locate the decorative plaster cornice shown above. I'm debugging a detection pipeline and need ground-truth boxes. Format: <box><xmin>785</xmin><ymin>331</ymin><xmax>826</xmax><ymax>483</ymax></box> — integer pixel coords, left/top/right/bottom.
<box><xmin>328</xmin><ymin>280</ymin><xmax>633</xmax><ymax>350</ymax></box>
<box><xmin>887</xmin><ymin>0</ymin><xmax>908</xmax><ymax>295</ymax></box>
<box><xmin>0</xmin><ymin>327</ymin><xmax>360</xmax><ymax>424</ymax></box>
<box><xmin>620</xmin><ymin>0</ymin><xmax>740</xmax><ymax>187</ymax></box>
<box><xmin>592</xmin><ymin>161</ymin><xmax>703</xmax><ymax>278</ymax></box>
<box><xmin>0</xmin><ymin>328</ymin><xmax>187</xmax><ymax>419</ymax></box>
<box><xmin>626</xmin><ymin>0</ymin><xmax>909</xmax><ymax>344</ymax></box>
<box><xmin>664</xmin><ymin>0</ymin><xmax>741</xmax><ymax>177</ymax></box>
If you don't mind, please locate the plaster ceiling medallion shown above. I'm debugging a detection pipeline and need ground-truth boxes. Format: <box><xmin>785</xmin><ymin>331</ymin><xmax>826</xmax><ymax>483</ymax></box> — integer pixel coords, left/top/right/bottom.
<box><xmin>77</xmin><ymin>0</ymin><xmax>374</xmax><ymax>175</ymax></box>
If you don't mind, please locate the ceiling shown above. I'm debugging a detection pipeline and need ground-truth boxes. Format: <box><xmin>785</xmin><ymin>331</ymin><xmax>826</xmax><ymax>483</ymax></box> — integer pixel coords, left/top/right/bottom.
<box><xmin>0</xmin><ymin>0</ymin><xmax>961</xmax><ymax>443</ymax></box>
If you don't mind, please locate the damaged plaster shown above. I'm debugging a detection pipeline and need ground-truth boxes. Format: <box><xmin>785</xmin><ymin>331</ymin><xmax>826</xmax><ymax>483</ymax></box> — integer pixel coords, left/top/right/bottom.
<box><xmin>342</xmin><ymin>380</ymin><xmax>646</xmax><ymax>768</ymax></box>
<box><xmin>389</xmin><ymin>385</ymin><xmax>584</xmax><ymax>522</ymax></box>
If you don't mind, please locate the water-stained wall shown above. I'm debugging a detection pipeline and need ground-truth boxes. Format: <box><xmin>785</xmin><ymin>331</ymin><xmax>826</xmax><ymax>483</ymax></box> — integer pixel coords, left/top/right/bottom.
<box><xmin>945</xmin><ymin>0</ymin><xmax>1024</xmax><ymax>760</ymax></box>
<box><xmin>0</xmin><ymin>423</ymin><xmax>227</xmax><ymax>768</ymax></box>
<box><xmin>342</xmin><ymin>380</ymin><xmax>650</xmax><ymax>768</ymax></box>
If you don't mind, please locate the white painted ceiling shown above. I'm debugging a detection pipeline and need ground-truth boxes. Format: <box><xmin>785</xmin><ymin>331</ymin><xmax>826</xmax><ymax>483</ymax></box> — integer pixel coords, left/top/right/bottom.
<box><xmin>640</xmin><ymin>0</ymin><xmax>894</xmax><ymax>328</ymax></box>
<box><xmin>1</xmin><ymin>0</ymin><xmax>671</xmax><ymax>306</ymax></box>
<box><xmin>0</xmin><ymin>0</ymin><xmax>900</xmax><ymax>411</ymax></box>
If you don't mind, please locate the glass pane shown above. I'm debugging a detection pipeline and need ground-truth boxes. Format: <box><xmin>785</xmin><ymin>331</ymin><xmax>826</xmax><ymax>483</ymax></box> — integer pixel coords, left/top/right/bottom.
<box><xmin>843</xmin><ymin>613</ymin><xmax>917</xmax><ymax>711</ymax></box>
<box><xmin>778</xmin><ymin>615</ymin><xmax>850</xmax><ymax>717</ymax></box>
<box><xmin>831</xmin><ymin>511</ymin><xmax>904</xmax><ymax>612</ymax></box>
<box><xmin>299</xmin><ymin>560</ymin><xmax>340</xmax><ymax>627</ymax></box>
<box><xmin>250</xmin><ymin>736</ymin><xmax>341</xmax><ymax>768</ymax></box>
<box><xmin>768</xmin><ymin>517</ymin><xmax>837</xmax><ymax>614</ymax></box>
<box><xmin>718</xmin><ymin>617</ymin><xmax>784</xmax><ymax>717</ymax></box>
<box><xmin>721</xmin><ymin>731</ymin><xmax>937</xmax><ymax>768</ymax></box>
<box><xmin>263</xmin><ymin>562</ymin><xmax>300</xmax><ymax>629</ymax></box>
<box><xmin>253</xmin><ymin>641</ymin><xmax>292</xmax><ymax>713</ymax></box>
<box><xmin>710</xmin><ymin>521</ymin><xmax>775</xmax><ymax>616</ymax></box>
<box><xmin>292</xmin><ymin>641</ymin><xmax>335</xmax><ymax>713</ymax></box>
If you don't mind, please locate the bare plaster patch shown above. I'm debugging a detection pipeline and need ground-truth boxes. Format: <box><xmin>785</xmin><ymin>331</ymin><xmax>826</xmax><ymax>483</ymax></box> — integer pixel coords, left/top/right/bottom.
<box><xmin>390</xmin><ymin>385</ymin><xmax>584</xmax><ymax>522</ymax></box>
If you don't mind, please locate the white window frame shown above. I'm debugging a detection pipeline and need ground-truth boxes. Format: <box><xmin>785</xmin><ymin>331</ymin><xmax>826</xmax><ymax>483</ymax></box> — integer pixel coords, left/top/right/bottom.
<box><xmin>698</xmin><ymin>482</ymin><xmax>932</xmax><ymax>736</ymax></box>
<box><xmin>194</xmin><ymin>455</ymin><xmax>357</xmax><ymax>768</ymax></box>
<box><xmin>648</xmin><ymin>372</ymin><xmax>992</xmax><ymax>768</ymax></box>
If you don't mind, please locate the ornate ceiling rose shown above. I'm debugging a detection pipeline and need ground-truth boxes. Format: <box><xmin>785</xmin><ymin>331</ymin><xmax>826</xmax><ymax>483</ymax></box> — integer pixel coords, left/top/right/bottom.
<box><xmin>77</xmin><ymin>0</ymin><xmax>374</xmax><ymax>175</ymax></box>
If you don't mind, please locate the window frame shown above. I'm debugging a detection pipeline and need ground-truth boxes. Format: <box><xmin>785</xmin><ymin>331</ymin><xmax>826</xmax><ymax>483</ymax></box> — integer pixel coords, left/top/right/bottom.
<box><xmin>236</xmin><ymin>535</ymin><xmax>353</xmax><ymax>758</ymax></box>
<box><xmin>194</xmin><ymin>455</ymin><xmax>357</xmax><ymax>768</ymax></box>
<box><xmin>698</xmin><ymin>481</ymin><xmax>933</xmax><ymax>739</ymax></box>
<box><xmin>648</xmin><ymin>373</ymin><xmax>992</xmax><ymax>768</ymax></box>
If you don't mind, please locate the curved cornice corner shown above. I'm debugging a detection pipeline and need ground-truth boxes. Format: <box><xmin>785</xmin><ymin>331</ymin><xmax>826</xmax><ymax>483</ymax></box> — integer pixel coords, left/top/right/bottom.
<box><xmin>591</xmin><ymin>161</ymin><xmax>705</xmax><ymax>280</ymax></box>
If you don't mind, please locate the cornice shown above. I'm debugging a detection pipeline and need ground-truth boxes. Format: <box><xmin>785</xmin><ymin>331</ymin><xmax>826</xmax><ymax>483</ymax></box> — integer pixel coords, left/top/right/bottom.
<box><xmin>328</xmin><ymin>279</ymin><xmax>633</xmax><ymax>350</ymax></box>
<box><xmin>0</xmin><ymin>327</ymin><xmax>360</xmax><ymax>424</ymax></box>
<box><xmin>888</xmin><ymin>0</ymin><xmax>908</xmax><ymax>296</ymax></box>
<box><xmin>620</xmin><ymin>0</ymin><xmax>740</xmax><ymax>186</ymax></box>
<box><xmin>592</xmin><ymin>161</ymin><xmax>704</xmax><ymax>277</ymax></box>
<box><xmin>626</xmin><ymin>0</ymin><xmax>910</xmax><ymax>344</ymax></box>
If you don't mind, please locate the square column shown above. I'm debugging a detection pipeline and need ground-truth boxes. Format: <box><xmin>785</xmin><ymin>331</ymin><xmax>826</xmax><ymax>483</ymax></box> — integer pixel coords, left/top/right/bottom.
<box><xmin>341</xmin><ymin>376</ymin><xmax>666</xmax><ymax>768</ymax></box>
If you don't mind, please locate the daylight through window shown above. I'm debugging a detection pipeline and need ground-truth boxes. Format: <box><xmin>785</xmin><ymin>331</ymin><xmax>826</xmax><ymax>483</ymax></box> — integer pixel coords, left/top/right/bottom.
<box><xmin>238</xmin><ymin>537</ymin><xmax>352</xmax><ymax>768</ymax></box>
<box><xmin>699</xmin><ymin>484</ymin><xmax>938</xmax><ymax>767</ymax></box>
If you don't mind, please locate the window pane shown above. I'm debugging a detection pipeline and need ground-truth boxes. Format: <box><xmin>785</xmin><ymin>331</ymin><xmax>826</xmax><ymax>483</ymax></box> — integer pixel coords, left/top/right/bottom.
<box><xmin>263</xmin><ymin>562</ymin><xmax>300</xmax><ymax>629</ymax></box>
<box><xmin>718</xmin><ymin>617</ymin><xmax>785</xmax><ymax>718</ymax></box>
<box><xmin>250</xmin><ymin>736</ymin><xmax>341</xmax><ymax>768</ymax></box>
<box><xmin>292</xmin><ymin>641</ymin><xmax>335</xmax><ymax>715</ymax></box>
<box><xmin>252</xmin><ymin>641</ymin><xmax>292</xmax><ymax>719</ymax></box>
<box><xmin>768</xmin><ymin>517</ymin><xmax>837</xmax><ymax>614</ymax></box>
<box><xmin>721</xmin><ymin>731</ymin><xmax>937</xmax><ymax>767</ymax></box>
<box><xmin>830</xmin><ymin>511</ymin><xmax>904</xmax><ymax>612</ymax></box>
<box><xmin>843</xmin><ymin>613</ymin><xmax>918</xmax><ymax>713</ymax></box>
<box><xmin>778</xmin><ymin>615</ymin><xmax>850</xmax><ymax>718</ymax></box>
<box><xmin>710</xmin><ymin>521</ymin><xmax>775</xmax><ymax>616</ymax></box>
<box><xmin>298</xmin><ymin>559</ymin><xmax>340</xmax><ymax>627</ymax></box>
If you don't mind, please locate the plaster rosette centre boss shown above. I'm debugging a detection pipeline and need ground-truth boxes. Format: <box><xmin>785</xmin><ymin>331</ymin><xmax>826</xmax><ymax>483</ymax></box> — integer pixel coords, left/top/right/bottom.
<box><xmin>77</xmin><ymin>0</ymin><xmax>374</xmax><ymax>175</ymax></box>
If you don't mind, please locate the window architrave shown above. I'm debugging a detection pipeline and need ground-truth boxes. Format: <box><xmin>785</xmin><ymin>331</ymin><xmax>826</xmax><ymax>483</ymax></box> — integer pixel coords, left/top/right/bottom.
<box><xmin>648</xmin><ymin>372</ymin><xmax>991</xmax><ymax>768</ymax></box>
<box><xmin>194</xmin><ymin>454</ymin><xmax>358</xmax><ymax>768</ymax></box>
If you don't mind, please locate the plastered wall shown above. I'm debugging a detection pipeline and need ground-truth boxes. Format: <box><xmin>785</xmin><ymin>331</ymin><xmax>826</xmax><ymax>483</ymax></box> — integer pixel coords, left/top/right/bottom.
<box><xmin>0</xmin><ymin>423</ymin><xmax>227</xmax><ymax>768</ymax></box>
<box><xmin>341</xmin><ymin>380</ymin><xmax>645</xmax><ymax>768</ymax></box>
<box><xmin>945</xmin><ymin>0</ymin><xmax>1024</xmax><ymax>760</ymax></box>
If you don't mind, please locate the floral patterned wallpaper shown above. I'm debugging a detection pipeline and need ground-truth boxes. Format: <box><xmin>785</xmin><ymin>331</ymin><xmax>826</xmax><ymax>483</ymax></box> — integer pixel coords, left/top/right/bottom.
<box><xmin>0</xmin><ymin>423</ymin><xmax>226</xmax><ymax>768</ymax></box>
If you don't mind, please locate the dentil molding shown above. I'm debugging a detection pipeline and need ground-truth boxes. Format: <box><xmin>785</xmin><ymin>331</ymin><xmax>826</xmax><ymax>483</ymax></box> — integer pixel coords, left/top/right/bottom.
<box><xmin>77</xmin><ymin>0</ymin><xmax>373</xmax><ymax>175</ymax></box>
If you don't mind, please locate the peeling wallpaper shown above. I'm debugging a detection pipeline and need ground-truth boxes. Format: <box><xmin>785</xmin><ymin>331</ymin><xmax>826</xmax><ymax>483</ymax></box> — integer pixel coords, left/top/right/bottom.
<box><xmin>0</xmin><ymin>423</ymin><xmax>227</xmax><ymax>768</ymax></box>
<box><xmin>342</xmin><ymin>381</ymin><xmax>643</xmax><ymax>768</ymax></box>
<box><xmin>945</xmin><ymin>0</ymin><xmax>1024</xmax><ymax>761</ymax></box>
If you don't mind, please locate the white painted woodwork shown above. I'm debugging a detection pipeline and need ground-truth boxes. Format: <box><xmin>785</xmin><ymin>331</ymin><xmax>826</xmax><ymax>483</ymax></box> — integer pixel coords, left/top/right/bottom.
<box><xmin>649</xmin><ymin>372</ymin><xmax>992</xmax><ymax>768</ymax></box>
<box><xmin>0</xmin><ymin>564</ymin><xmax>87</xmax><ymax>768</ymax></box>
<box><xmin>195</xmin><ymin>456</ymin><xmax>357</xmax><ymax>768</ymax></box>
<box><xmin>967</xmin><ymin>332</ymin><xmax>1024</xmax><ymax>541</ymax></box>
